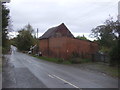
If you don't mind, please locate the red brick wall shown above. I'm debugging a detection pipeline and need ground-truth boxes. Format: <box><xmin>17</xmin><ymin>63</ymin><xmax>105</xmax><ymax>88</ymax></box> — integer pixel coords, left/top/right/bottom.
<box><xmin>39</xmin><ymin>37</ymin><xmax>99</xmax><ymax>59</ymax></box>
<box><xmin>49</xmin><ymin>37</ymin><xmax>67</xmax><ymax>59</ymax></box>
<box><xmin>39</xmin><ymin>39</ymin><xmax>49</xmax><ymax>56</ymax></box>
<box><xmin>65</xmin><ymin>38</ymin><xmax>99</xmax><ymax>59</ymax></box>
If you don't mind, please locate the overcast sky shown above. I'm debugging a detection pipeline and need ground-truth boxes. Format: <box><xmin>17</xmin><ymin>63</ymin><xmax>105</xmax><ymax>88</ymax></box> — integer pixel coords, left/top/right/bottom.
<box><xmin>6</xmin><ymin>0</ymin><xmax>119</xmax><ymax>40</ymax></box>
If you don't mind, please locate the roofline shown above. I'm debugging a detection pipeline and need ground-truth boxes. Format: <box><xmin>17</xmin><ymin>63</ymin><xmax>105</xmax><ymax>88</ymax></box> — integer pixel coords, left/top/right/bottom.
<box><xmin>39</xmin><ymin>37</ymin><xmax>98</xmax><ymax>44</ymax></box>
<box><xmin>39</xmin><ymin>38</ymin><xmax>49</xmax><ymax>40</ymax></box>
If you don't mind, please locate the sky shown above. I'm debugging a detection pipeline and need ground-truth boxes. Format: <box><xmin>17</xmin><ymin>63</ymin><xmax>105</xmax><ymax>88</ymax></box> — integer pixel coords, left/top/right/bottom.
<box><xmin>6</xmin><ymin>0</ymin><xmax>119</xmax><ymax>40</ymax></box>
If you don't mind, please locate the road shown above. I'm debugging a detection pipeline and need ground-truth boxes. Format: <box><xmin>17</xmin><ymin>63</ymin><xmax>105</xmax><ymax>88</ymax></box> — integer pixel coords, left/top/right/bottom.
<box><xmin>2</xmin><ymin>46</ymin><xmax>118</xmax><ymax>88</ymax></box>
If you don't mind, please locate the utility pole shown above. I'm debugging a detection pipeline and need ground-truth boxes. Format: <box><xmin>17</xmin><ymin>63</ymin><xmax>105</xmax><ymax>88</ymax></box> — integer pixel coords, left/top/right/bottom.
<box><xmin>36</xmin><ymin>28</ymin><xmax>39</xmax><ymax>54</ymax></box>
<box><xmin>37</xmin><ymin>28</ymin><xmax>38</xmax><ymax>39</ymax></box>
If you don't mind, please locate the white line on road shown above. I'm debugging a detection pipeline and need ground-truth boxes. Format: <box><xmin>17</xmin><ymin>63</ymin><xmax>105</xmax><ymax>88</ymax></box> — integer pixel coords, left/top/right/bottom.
<box><xmin>48</xmin><ymin>74</ymin><xmax>80</xmax><ymax>88</ymax></box>
<box><xmin>48</xmin><ymin>74</ymin><xmax>54</xmax><ymax>78</ymax></box>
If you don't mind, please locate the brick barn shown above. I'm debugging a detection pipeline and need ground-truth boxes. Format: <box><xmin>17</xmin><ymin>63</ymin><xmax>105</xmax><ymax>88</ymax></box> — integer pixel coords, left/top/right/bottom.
<box><xmin>39</xmin><ymin>23</ymin><xmax>98</xmax><ymax>60</ymax></box>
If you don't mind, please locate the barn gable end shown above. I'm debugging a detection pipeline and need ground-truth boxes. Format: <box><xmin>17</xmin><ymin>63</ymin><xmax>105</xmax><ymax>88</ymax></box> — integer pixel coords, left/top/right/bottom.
<box><xmin>39</xmin><ymin>23</ymin><xmax>74</xmax><ymax>39</ymax></box>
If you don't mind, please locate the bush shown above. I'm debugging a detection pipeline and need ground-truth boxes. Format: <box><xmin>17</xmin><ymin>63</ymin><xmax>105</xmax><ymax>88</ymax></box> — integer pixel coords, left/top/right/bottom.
<box><xmin>70</xmin><ymin>57</ymin><xmax>81</xmax><ymax>64</ymax></box>
<box><xmin>2</xmin><ymin>46</ymin><xmax>10</xmax><ymax>54</ymax></box>
<box><xmin>70</xmin><ymin>52</ymin><xmax>91</xmax><ymax>64</ymax></box>
<box><xmin>109</xmin><ymin>43</ymin><xmax>119</xmax><ymax>66</ymax></box>
<box><xmin>70</xmin><ymin>58</ymin><xmax>91</xmax><ymax>64</ymax></box>
<box><xmin>57</xmin><ymin>58</ymin><xmax>64</xmax><ymax>63</ymax></box>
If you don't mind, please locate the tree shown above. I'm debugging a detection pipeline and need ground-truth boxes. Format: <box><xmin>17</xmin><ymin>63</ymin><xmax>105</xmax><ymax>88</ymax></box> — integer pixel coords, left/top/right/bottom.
<box><xmin>2</xmin><ymin>3</ymin><xmax>10</xmax><ymax>53</ymax></box>
<box><xmin>24</xmin><ymin>23</ymin><xmax>34</xmax><ymax>34</ymax></box>
<box><xmin>76</xmin><ymin>35</ymin><xmax>88</xmax><ymax>40</ymax></box>
<box><xmin>91</xmin><ymin>18</ymin><xmax>118</xmax><ymax>51</ymax></box>
<box><xmin>15</xmin><ymin>24</ymin><xmax>35</xmax><ymax>51</ymax></box>
<box><xmin>90</xmin><ymin>17</ymin><xmax>119</xmax><ymax>66</ymax></box>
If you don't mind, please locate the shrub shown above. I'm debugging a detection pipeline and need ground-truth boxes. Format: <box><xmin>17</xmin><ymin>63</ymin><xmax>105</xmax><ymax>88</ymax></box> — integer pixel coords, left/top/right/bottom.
<box><xmin>109</xmin><ymin>43</ymin><xmax>119</xmax><ymax>66</ymax></box>
<box><xmin>57</xmin><ymin>58</ymin><xmax>64</xmax><ymax>63</ymax></box>
<box><xmin>70</xmin><ymin>52</ymin><xmax>91</xmax><ymax>64</ymax></box>
<box><xmin>70</xmin><ymin>57</ymin><xmax>81</xmax><ymax>64</ymax></box>
<box><xmin>2</xmin><ymin>46</ymin><xmax>10</xmax><ymax>54</ymax></box>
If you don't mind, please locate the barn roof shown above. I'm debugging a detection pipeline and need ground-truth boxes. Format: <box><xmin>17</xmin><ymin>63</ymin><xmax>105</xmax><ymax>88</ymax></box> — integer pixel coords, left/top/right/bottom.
<box><xmin>39</xmin><ymin>23</ymin><xmax>74</xmax><ymax>39</ymax></box>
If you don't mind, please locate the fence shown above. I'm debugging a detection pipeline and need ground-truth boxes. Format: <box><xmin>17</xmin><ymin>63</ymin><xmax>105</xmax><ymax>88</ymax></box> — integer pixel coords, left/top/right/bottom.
<box><xmin>93</xmin><ymin>52</ymin><xmax>110</xmax><ymax>63</ymax></box>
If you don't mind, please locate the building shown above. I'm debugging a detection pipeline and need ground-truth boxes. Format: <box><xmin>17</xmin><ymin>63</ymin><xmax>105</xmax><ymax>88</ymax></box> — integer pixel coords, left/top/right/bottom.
<box><xmin>39</xmin><ymin>23</ymin><xmax>98</xmax><ymax>60</ymax></box>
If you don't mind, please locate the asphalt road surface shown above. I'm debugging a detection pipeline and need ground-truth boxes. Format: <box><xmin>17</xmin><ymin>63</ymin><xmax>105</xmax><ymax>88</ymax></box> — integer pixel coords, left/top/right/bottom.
<box><xmin>2</xmin><ymin>46</ymin><xmax>118</xmax><ymax>88</ymax></box>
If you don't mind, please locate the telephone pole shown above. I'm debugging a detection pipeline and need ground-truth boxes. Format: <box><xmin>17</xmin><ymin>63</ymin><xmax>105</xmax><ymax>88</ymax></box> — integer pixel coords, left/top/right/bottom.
<box><xmin>36</xmin><ymin>28</ymin><xmax>39</xmax><ymax>54</ymax></box>
<box><xmin>37</xmin><ymin>28</ymin><xmax>38</xmax><ymax>39</ymax></box>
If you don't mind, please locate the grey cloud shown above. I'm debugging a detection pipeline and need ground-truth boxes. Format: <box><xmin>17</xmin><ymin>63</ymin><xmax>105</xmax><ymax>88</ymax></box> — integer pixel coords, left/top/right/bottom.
<box><xmin>7</xmin><ymin>0</ymin><xmax>118</xmax><ymax>35</ymax></box>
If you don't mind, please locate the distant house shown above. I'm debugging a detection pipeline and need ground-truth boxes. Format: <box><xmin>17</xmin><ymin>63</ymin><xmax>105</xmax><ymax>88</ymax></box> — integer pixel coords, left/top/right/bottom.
<box><xmin>39</xmin><ymin>23</ymin><xmax>98</xmax><ymax>60</ymax></box>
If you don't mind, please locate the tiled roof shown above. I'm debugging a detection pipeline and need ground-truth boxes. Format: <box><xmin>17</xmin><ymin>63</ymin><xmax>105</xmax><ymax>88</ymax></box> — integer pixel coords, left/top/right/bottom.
<box><xmin>39</xmin><ymin>23</ymin><xmax>74</xmax><ymax>39</ymax></box>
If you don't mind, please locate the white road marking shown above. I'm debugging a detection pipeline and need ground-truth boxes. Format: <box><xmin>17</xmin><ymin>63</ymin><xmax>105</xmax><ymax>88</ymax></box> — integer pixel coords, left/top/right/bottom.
<box><xmin>48</xmin><ymin>74</ymin><xmax>54</xmax><ymax>78</ymax></box>
<box><xmin>49</xmin><ymin>74</ymin><xmax>80</xmax><ymax>88</ymax></box>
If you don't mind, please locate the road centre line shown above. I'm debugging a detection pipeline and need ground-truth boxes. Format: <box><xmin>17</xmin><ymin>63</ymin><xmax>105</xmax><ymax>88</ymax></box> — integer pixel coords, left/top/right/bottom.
<box><xmin>48</xmin><ymin>74</ymin><xmax>54</xmax><ymax>78</ymax></box>
<box><xmin>48</xmin><ymin>74</ymin><xmax>80</xmax><ymax>89</ymax></box>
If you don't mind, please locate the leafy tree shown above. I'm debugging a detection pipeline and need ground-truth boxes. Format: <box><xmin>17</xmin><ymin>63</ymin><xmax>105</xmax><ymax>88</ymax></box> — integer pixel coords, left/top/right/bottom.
<box><xmin>2</xmin><ymin>3</ymin><xmax>10</xmax><ymax>53</ymax></box>
<box><xmin>91</xmin><ymin>17</ymin><xmax>118</xmax><ymax>51</ymax></box>
<box><xmin>9</xmin><ymin>37</ymin><xmax>17</xmax><ymax>46</ymax></box>
<box><xmin>24</xmin><ymin>23</ymin><xmax>34</xmax><ymax>34</ymax></box>
<box><xmin>16</xmin><ymin>24</ymin><xmax>35</xmax><ymax>51</ymax></box>
<box><xmin>90</xmin><ymin>17</ymin><xmax>119</xmax><ymax>66</ymax></box>
<box><xmin>76</xmin><ymin>35</ymin><xmax>88</xmax><ymax>40</ymax></box>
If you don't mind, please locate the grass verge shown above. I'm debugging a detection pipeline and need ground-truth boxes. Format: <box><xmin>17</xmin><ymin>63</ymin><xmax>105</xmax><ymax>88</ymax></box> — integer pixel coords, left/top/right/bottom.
<box><xmin>31</xmin><ymin>54</ymin><xmax>72</xmax><ymax>64</ymax></box>
<box><xmin>31</xmin><ymin>54</ymin><xmax>92</xmax><ymax>64</ymax></box>
<box><xmin>99</xmin><ymin>64</ymin><xmax>118</xmax><ymax>78</ymax></box>
<box><xmin>85</xmin><ymin>62</ymin><xmax>118</xmax><ymax>78</ymax></box>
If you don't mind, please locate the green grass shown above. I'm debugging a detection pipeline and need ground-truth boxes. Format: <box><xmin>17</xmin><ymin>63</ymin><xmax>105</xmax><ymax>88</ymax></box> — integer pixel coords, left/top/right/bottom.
<box><xmin>37</xmin><ymin>56</ymin><xmax>59</xmax><ymax>63</ymax></box>
<box><xmin>31</xmin><ymin>54</ymin><xmax>92</xmax><ymax>64</ymax></box>
<box><xmin>31</xmin><ymin>54</ymin><xmax>72</xmax><ymax>64</ymax></box>
<box><xmin>32</xmin><ymin>55</ymin><xmax>61</xmax><ymax>63</ymax></box>
<box><xmin>101</xmin><ymin>65</ymin><xmax>118</xmax><ymax>77</ymax></box>
<box><xmin>89</xmin><ymin>62</ymin><xmax>118</xmax><ymax>78</ymax></box>
<box><xmin>69</xmin><ymin>57</ymin><xmax>91</xmax><ymax>64</ymax></box>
